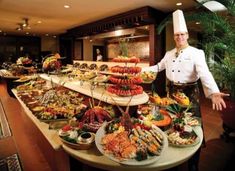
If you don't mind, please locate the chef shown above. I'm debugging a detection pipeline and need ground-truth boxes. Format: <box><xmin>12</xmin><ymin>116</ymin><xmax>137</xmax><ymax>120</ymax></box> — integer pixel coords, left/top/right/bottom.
<box><xmin>143</xmin><ymin>9</ymin><xmax>229</xmax><ymax>171</ymax></box>
<box><xmin>143</xmin><ymin>9</ymin><xmax>228</xmax><ymax>112</ymax></box>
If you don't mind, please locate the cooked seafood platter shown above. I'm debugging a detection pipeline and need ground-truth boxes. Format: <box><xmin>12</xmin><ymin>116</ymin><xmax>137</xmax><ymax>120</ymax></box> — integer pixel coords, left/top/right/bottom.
<box><xmin>95</xmin><ymin>118</ymin><xmax>168</xmax><ymax>165</ymax></box>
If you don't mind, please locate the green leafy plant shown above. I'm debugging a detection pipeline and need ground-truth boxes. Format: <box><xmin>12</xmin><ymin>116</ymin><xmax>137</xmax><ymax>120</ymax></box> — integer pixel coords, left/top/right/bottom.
<box><xmin>119</xmin><ymin>38</ymin><xmax>129</xmax><ymax>57</ymax></box>
<box><xmin>192</xmin><ymin>0</ymin><xmax>235</xmax><ymax>100</ymax></box>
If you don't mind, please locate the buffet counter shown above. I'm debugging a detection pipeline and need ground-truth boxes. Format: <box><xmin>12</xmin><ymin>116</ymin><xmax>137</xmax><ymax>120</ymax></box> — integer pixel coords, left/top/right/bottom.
<box><xmin>12</xmin><ymin>89</ymin><xmax>70</xmax><ymax>171</ymax></box>
<box><xmin>12</xmin><ymin>89</ymin><xmax>62</xmax><ymax>150</ymax></box>
<box><xmin>12</xmin><ymin>74</ymin><xmax>203</xmax><ymax>171</ymax></box>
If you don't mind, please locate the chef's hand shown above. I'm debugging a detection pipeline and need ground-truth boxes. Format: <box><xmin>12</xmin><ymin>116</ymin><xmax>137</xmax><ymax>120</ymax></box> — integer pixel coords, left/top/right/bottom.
<box><xmin>211</xmin><ymin>93</ymin><xmax>230</xmax><ymax>111</ymax></box>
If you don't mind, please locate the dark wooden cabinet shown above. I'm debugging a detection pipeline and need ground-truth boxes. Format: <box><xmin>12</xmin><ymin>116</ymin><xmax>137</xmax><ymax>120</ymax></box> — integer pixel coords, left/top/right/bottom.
<box><xmin>0</xmin><ymin>35</ymin><xmax>41</xmax><ymax>65</ymax></box>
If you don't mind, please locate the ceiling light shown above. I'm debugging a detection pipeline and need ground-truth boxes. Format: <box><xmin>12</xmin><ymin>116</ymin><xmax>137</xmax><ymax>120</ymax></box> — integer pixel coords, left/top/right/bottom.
<box><xmin>0</xmin><ymin>30</ymin><xmax>2</xmax><ymax>32</ymax></box>
<box><xmin>37</xmin><ymin>21</ymin><xmax>42</xmax><ymax>24</ymax></box>
<box><xmin>45</xmin><ymin>34</ymin><xmax>49</xmax><ymax>36</ymax></box>
<box><xmin>16</xmin><ymin>18</ymin><xmax>30</xmax><ymax>31</ymax></box>
<box><xmin>196</xmin><ymin>22</ymin><xmax>201</xmax><ymax>25</ymax></box>
<box><xmin>196</xmin><ymin>0</ymin><xmax>227</xmax><ymax>12</ymax></box>
<box><xmin>64</xmin><ymin>5</ymin><xmax>70</xmax><ymax>8</ymax></box>
<box><xmin>22</xmin><ymin>18</ymin><xmax>29</xmax><ymax>27</ymax></box>
<box><xmin>176</xmin><ymin>2</ymin><xmax>182</xmax><ymax>6</ymax></box>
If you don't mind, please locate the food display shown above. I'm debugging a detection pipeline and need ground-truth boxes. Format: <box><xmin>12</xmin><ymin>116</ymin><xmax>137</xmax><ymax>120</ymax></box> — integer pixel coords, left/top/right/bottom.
<box><xmin>140</xmin><ymin>71</ymin><xmax>157</xmax><ymax>83</ymax></box>
<box><xmin>110</xmin><ymin>66</ymin><xmax>142</xmax><ymax>74</ymax></box>
<box><xmin>59</xmin><ymin>125</ymin><xmax>95</xmax><ymax>150</ymax></box>
<box><xmin>99</xmin><ymin>64</ymin><xmax>109</xmax><ymax>71</ymax></box>
<box><xmin>14</xmin><ymin>75</ymin><xmax>38</xmax><ymax>83</ymax></box>
<box><xmin>77</xmin><ymin>71</ymin><xmax>97</xmax><ymax>81</ymax></box>
<box><xmin>16</xmin><ymin>81</ymin><xmax>87</xmax><ymax>121</ymax></box>
<box><xmin>79</xmin><ymin>63</ymin><xmax>88</xmax><ymax>69</ymax></box>
<box><xmin>109</xmin><ymin>75</ymin><xmax>142</xmax><ymax>85</ymax></box>
<box><xmin>79</xmin><ymin>105</ymin><xmax>113</xmax><ymax>132</ymax></box>
<box><xmin>11</xmin><ymin>57</ymin><xmax>202</xmax><ymax>168</ymax></box>
<box><xmin>92</xmin><ymin>74</ymin><xmax>109</xmax><ymax>83</ymax></box>
<box><xmin>112</xmin><ymin>56</ymin><xmax>140</xmax><ymax>63</ymax></box>
<box><xmin>107</xmin><ymin>57</ymin><xmax>144</xmax><ymax>97</ymax></box>
<box><xmin>95</xmin><ymin>118</ymin><xmax>167</xmax><ymax>165</ymax></box>
<box><xmin>149</xmin><ymin>93</ymin><xmax>176</xmax><ymax>107</ymax></box>
<box><xmin>16</xmin><ymin>56</ymin><xmax>32</xmax><ymax>66</ymax></box>
<box><xmin>137</xmin><ymin>105</ymin><xmax>172</xmax><ymax>129</ymax></box>
<box><xmin>73</xmin><ymin>62</ymin><xmax>80</xmax><ymax>68</ymax></box>
<box><xmin>172</xmin><ymin>92</ymin><xmax>190</xmax><ymax>106</ymax></box>
<box><xmin>42</xmin><ymin>55</ymin><xmax>61</xmax><ymax>72</ymax></box>
<box><xmin>89</xmin><ymin>63</ymin><xmax>98</xmax><ymax>70</ymax></box>
<box><xmin>165</xmin><ymin>104</ymin><xmax>200</xmax><ymax>147</ymax></box>
<box><xmin>167</xmin><ymin>128</ymin><xmax>199</xmax><ymax>147</ymax></box>
<box><xmin>1</xmin><ymin>64</ymin><xmax>35</xmax><ymax>77</ymax></box>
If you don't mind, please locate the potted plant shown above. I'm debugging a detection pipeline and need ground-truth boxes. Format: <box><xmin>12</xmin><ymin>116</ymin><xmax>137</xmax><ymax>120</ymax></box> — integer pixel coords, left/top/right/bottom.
<box><xmin>189</xmin><ymin>0</ymin><xmax>235</xmax><ymax>135</ymax></box>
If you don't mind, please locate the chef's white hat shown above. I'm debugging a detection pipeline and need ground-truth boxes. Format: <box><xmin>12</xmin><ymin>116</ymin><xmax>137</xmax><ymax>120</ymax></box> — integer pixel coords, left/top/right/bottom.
<box><xmin>173</xmin><ymin>9</ymin><xmax>188</xmax><ymax>34</ymax></box>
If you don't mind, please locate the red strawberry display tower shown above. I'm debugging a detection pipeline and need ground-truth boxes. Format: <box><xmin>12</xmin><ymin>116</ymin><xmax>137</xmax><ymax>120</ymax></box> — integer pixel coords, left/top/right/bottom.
<box><xmin>107</xmin><ymin>56</ymin><xmax>143</xmax><ymax>96</ymax></box>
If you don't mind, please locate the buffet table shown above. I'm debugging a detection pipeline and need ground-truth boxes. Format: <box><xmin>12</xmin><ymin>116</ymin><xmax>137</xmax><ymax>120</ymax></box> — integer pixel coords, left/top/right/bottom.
<box><xmin>12</xmin><ymin>74</ymin><xmax>203</xmax><ymax>171</ymax></box>
<box><xmin>40</xmin><ymin>73</ymin><xmax>149</xmax><ymax>106</ymax></box>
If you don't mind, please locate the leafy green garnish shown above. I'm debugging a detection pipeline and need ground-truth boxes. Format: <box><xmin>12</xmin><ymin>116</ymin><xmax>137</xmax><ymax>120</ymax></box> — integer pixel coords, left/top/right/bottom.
<box><xmin>153</xmin><ymin>114</ymin><xmax>164</xmax><ymax>121</ymax></box>
<box><xmin>62</xmin><ymin>136</ymin><xmax>77</xmax><ymax>144</ymax></box>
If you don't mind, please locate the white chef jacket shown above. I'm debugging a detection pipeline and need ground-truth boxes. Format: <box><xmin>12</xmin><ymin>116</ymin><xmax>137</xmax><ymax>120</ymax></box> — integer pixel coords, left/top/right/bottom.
<box><xmin>97</xmin><ymin>55</ymin><xmax>103</xmax><ymax>61</ymax></box>
<box><xmin>143</xmin><ymin>46</ymin><xmax>220</xmax><ymax>98</ymax></box>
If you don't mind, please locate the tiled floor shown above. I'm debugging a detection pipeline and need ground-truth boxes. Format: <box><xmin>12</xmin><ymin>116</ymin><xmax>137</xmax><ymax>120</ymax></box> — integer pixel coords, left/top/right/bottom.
<box><xmin>0</xmin><ymin>79</ymin><xmax>234</xmax><ymax>171</ymax></box>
